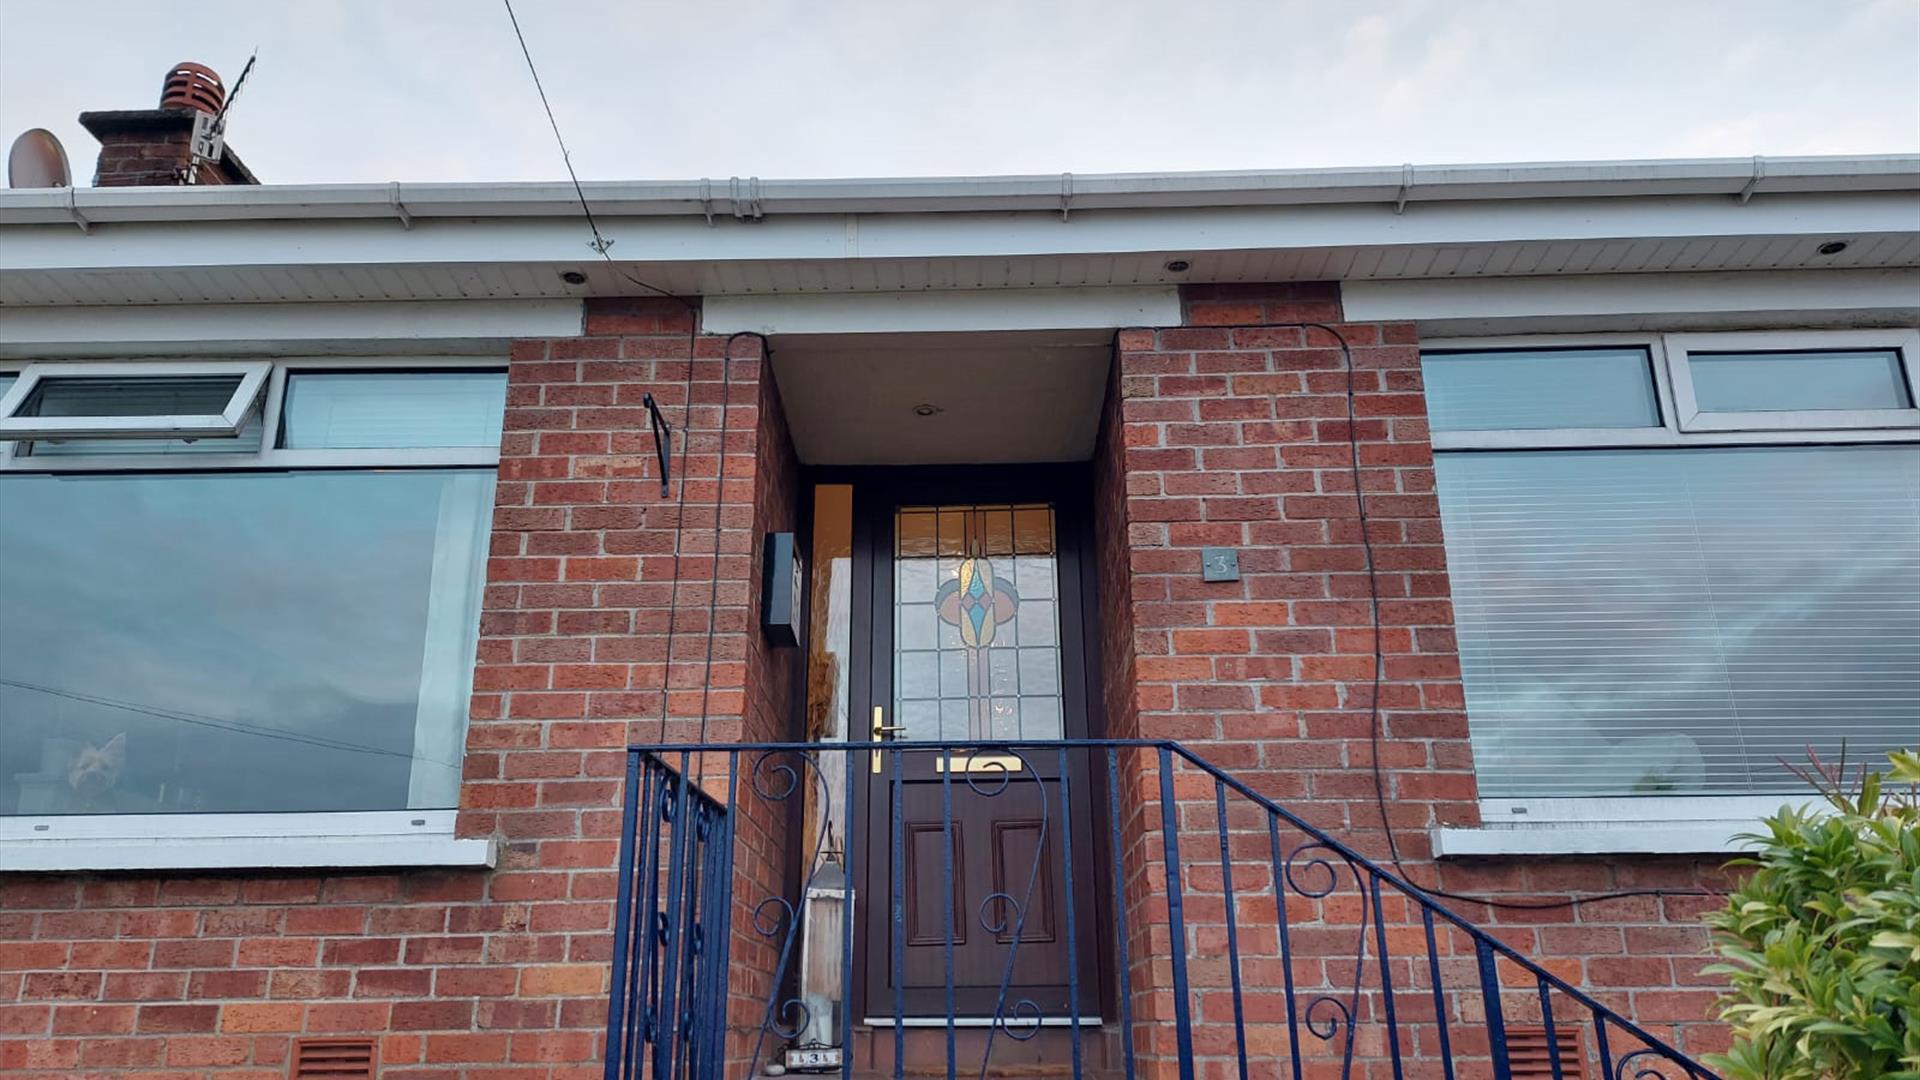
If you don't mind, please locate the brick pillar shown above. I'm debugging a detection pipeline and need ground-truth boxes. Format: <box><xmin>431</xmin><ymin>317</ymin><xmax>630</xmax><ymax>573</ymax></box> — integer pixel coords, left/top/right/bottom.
<box><xmin>470</xmin><ymin>297</ymin><xmax>799</xmax><ymax>1074</ymax></box>
<box><xmin>1093</xmin><ymin>283</ymin><xmax>1473</xmax><ymax>1077</ymax></box>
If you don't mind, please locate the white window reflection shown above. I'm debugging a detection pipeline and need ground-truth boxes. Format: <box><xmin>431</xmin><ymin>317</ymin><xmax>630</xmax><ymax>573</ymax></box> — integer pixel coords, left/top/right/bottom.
<box><xmin>0</xmin><ymin>469</ymin><xmax>493</xmax><ymax>815</ymax></box>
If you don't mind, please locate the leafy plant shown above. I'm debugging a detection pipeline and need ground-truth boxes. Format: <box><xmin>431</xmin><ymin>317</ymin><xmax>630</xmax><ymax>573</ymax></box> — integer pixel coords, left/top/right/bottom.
<box><xmin>1703</xmin><ymin>747</ymin><xmax>1920</xmax><ymax>1080</ymax></box>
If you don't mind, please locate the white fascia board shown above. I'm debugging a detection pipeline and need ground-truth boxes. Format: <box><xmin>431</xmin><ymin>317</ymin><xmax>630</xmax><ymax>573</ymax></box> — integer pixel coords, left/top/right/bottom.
<box><xmin>0</xmin><ymin>298</ymin><xmax>583</xmax><ymax>358</ymax></box>
<box><xmin>702</xmin><ymin>286</ymin><xmax>1180</xmax><ymax>335</ymax></box>
<box><xmin>1348</xmin><ymin>268</ymin><xmax>1920</xmax><ymax>334</ymax></box>
<box><xmin>1</xmin><ymin>155</ymin><xmax>1914</xmax><ymax>225</ymax></box>
<box><xmin>0</xmin><ymin>809</ymin><xmax>497</xmax><ymax>872</ymax></box>
<box><xmin>4</xmin><ymin>193</ymin><xmax>1914</xmax><ymax>276</ymax></box>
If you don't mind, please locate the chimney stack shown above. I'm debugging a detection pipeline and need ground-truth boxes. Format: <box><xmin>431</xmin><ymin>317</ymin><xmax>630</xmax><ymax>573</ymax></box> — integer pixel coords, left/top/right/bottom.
<box><xmin>79</xmin><ymin>61</ymin><xmax>258</xmax><ymax>187</ymax></box>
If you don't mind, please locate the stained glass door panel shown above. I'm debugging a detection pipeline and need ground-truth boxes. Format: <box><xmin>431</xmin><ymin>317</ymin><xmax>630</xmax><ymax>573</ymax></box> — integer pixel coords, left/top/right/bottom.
<box><xmin>892</xmin><ymin>503</ymin><xmax>1064</xmax><ymax>743</ymax></box>
<box><xmin>858</xmin><ymin>484</ymin><xmax>1100</xmax><ymax>1020</ymax></box>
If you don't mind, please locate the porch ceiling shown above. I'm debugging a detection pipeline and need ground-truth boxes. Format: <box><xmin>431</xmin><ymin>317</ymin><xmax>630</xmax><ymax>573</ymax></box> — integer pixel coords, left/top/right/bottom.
<box><xmin>768</xmin><ymin>330</ymin><xmax>1112</xmax><ymax>466</ymax></box>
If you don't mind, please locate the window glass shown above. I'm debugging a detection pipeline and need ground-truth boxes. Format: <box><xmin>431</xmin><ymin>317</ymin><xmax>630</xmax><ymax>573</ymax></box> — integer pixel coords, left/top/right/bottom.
<box><xmin>26</xmin><ymin>412</ymin><xmax>265</xmax><ymax>457</ymax></box>
<box><xmin>894</xmin><ymin>503</ymin><xmax>1062</xmax><ymax>742</ymax></box>
<box><xmin>16</xmin><ymin>374</ymin><xmax>243</xmax><ymax>418</ymax></box>
<box><xmin>0</xmin><ymin>469</ymin><xmax>494</xmax><ymax>815</ymax></box>
<box><xmin>801</xmin><ymin>484</ymin><xmax>852</xmax><ymax>865</ymax></box>
<box><xmin>1435</xmin><ymin>445</ymin><xmax>1920</xmax><ymax>799</ymax></box>
<box><xmin>1421</xmin><ymin>348</ymin><xmax>1660</xmax><ymax>431</ymax></box>
<box><xmin>1688</xmin><ymin>349</ymin><xmax>1912</xmax><ymax>413</ymax></box>
<box><xmin>281</xmin><ymin>371</ymin><xmax>507</xmax><ymax>449</ymax></box>
<box><xmin>10</xmin><ymin>373</ymin><xmax>263</xmax><ymax>457</ymax></box>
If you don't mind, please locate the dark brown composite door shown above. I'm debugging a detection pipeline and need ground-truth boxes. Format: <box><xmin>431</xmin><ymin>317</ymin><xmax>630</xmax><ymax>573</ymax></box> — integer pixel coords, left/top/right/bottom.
<box><xmin>852</xmin><ymin>473</ymin><xmax>1102</xmax><ymax>1021</ymax></box>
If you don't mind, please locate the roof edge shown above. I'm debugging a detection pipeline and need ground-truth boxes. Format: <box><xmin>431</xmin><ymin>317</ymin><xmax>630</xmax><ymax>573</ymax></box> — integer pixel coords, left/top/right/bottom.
<box><xmin>1</xmin><ymin>154</ymin><xmax>1915</xmax><ymax>226</ymax></box>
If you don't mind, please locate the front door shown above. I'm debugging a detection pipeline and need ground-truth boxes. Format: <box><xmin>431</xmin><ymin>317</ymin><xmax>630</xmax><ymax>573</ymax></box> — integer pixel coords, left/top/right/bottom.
<box><xmin>849</xmin><ymin>470</ymin><xmax>1102</xmax><ymax>1022</ymax></box>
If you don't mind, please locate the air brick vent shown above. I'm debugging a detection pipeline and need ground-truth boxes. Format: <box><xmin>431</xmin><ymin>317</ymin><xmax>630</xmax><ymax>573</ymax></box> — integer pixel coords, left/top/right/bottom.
<box><xmin>290</xmin><ymin>1038</ymin><xmax>376</xmax><ymax>1080</ymax></box>
<box><xmin>1506</xmin><ymin>1025</ymin><xmax>1587</xmax><ymax>1080</ymax></box>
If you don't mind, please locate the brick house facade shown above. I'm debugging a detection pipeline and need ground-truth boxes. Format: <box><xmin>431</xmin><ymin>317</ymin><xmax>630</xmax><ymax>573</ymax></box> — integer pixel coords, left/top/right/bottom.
<box><xmin>2</xmin><ymin>120</ymin><xmax>1914</xmax><ymax>1080</ymax></box>
<box><xmin>2</xmin><ymin>285</ymin><xmax>1745</xmax><ymax>1079</ymax></box>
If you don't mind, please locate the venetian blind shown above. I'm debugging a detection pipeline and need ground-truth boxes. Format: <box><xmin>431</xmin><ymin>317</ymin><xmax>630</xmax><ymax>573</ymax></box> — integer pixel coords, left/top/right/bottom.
<box><xmin>1434</xmin><ymin>444</ymin><xmax>1920</xmax><ymax>799</ymax></box>
<box><xmin>280</xmin><ymin>371</ymin><xmax>507</xmax><ymax>449</ymax></box>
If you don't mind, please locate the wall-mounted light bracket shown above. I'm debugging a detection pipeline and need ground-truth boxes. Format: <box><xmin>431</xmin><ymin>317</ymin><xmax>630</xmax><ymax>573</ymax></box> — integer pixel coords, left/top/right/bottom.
<box><xmin>641</xmin><ymin>392</ymin><xmax>672</xmax><ymax>497</ymax></box>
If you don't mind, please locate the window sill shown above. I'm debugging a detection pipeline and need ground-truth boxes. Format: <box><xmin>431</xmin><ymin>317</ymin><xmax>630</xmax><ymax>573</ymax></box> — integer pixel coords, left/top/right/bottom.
<box><xmin>1432</xmin><ymin>794</ymin><xmax>1804</xmax><ymax>857</ymax></box>
<box><xmin>0</xmin><ymin>810</ymin><xmax>497</xmax><ymax>873</ymax></box>
<box><xmin>1432</xmin><ymin>821</ymin><xmax>1764</xmax><ymax>857</ymax></box>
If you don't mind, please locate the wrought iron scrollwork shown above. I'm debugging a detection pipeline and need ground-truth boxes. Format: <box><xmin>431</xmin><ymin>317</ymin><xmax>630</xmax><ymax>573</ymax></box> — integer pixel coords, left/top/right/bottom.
<box><xmin>743</xmin><ymin>747</ymin><xmax>836</xmax><ymax>1080</ymax></box>
<box><xmin>603</xmin><ymin>740</ymin><xmax>1725</xmax><ymax>1080</ymax></box>
<box><xmin>970</xmin><ymin>746</ymin><xmax>1048</xmax><ymax>1073</ymax></box>
<box><xmin>1616</xmin><ymin>1047</ymin><xmax>1689</xmax><ymax>1080</ymax></box>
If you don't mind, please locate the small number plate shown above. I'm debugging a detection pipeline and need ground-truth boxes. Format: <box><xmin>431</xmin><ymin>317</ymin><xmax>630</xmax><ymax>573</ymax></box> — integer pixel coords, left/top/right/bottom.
<box><xmin>785</xmin><ymin>1046</ymin><xmax>843</xmax><ymax>1070</ymax></box>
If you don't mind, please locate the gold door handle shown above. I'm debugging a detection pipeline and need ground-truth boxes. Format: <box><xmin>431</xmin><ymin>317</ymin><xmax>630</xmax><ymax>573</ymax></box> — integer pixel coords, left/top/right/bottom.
<box><xmin>871</xmin><ymin>706</ymin><xmax>906</xmax><ymax>738</ymax></box>
<box><xmin>871</xmin><ymin>706</ymin><xmax>905</xmax><ymax>773</ymax></box>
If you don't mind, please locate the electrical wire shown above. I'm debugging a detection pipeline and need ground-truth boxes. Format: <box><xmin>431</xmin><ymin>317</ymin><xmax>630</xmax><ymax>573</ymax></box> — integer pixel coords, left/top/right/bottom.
<box><xmin>1317</xmin><ymin>322</ymin><xmax>1725</xmax><ymax>911</ymax></box>
<box><xmin>688</xmin><ymin>334</ymin><xmax>762</xmax><ymax>784</ymax></box>
<box><xmin>1112</xmin><ymin>323</ymin><xmax>1725</xmax><ymax>911</ymax></box>
<box><xmin>498</xmin><ymin>0</ymin><xmax>1718</xmax><ymax>906</ymax></box>
<box><xmin>500</xmin><ymin>0</ymin><xmax>721</xmax><ymax>759</ymax></box>
<box><xmin>500</xmin><ymin>0</ymin><xmax>690</xmax><ymax>308</ymax></box>
<box><xmin>649</xmin><ymin>350</ymin><xmax>702</xmax><ymax>749</ymax></box>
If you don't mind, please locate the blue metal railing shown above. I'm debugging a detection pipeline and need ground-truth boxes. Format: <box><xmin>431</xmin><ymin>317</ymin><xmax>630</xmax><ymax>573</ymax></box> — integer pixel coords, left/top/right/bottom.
<box><xmin>605</xmin><ymin>751</ymin><xmax>735</xmax><ymax>1080</ymax></box>
<box><xmin>604</xmin><ymin>740</ymin><xmax>1720</xmax><ymax>1080</ymax></box>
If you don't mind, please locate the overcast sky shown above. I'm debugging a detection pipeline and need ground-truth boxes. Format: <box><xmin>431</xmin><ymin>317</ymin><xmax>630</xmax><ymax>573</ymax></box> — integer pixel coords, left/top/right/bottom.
<box><xmin>1</xmin><ymin>0</ymin><xmax>1916</xmax><ymax>185</ymax></box>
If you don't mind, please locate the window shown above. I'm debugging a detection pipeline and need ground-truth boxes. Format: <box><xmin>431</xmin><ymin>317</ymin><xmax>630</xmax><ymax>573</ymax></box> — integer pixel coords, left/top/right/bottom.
<box><xmin>0</xmin><ymin>360</ymin><xmax>505</xmax><ymax>869</ymax></box>
<box><xmin>1667</xmin><ymin>330</ymin><xmax>1920</xmax><ymax>433</ymax></box>
<box><xmin>1422</xmin><ymin>347</ymin><xmax>1661</xmax><ymax>432</ymax></box>
<box><xmin>0</xmin><ymin>360</ymin><xmax>269</xmax><ymax>441</ymax></box>
<box><xmin>1424</xmin><ymin>332</ymin><xmax>1920</xmax><ymax>820</ymax></box>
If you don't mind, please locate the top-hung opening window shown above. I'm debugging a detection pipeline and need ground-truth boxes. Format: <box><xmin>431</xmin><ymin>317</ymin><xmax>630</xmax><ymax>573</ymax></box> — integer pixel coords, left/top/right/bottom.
<box><xmin>0</xmin><ymin>358</ymin><xmax>507</xmax><ymax>871</ymax></box>
<box><xmin>0</xmin><ymin>361</ymin><xmax>271</xmax><ymax>444</ymax></box>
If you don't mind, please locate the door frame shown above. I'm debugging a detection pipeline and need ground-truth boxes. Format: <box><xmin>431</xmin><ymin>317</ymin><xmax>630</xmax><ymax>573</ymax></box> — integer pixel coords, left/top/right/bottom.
<box><xmin>804</xmin><ymin>463</ymin><xmax>1111</xmax><ymax>1023</ymax></box>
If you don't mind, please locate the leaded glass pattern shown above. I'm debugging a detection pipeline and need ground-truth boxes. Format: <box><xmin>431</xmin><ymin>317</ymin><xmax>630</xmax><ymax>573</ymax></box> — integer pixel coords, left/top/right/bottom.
<box><xmin>894</xmin><ymin>503</ymin><xmax>1063</xmax><ymax>741</ymax></box>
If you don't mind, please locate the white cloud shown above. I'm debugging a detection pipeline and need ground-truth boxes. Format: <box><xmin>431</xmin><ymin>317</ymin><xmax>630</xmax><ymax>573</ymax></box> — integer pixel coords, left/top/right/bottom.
<box><xmin>0</xmin><ymin>0</ymin><xmax>1914</xmax><ymax>185</ymax></box>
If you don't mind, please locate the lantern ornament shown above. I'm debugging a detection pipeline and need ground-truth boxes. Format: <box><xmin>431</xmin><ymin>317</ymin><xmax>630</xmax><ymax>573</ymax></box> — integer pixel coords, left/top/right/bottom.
<box><xmin>786</xmin><ymin>851</ymin><xmax>851</xmax><ymax>1072</ymax></box>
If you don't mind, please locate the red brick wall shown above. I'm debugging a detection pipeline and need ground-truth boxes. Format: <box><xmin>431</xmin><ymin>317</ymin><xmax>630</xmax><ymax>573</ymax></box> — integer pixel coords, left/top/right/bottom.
<box><xmin>84</xmin><ymin>111</ymin><xmax>255</xmax><ymax>187</ymax></box>
<box><xmin>1091</xmin><ymin>284</ymin><xmax>1732</xmax><ymax>1076</ymax></box>
<box><xmin>0</xmin><ymin>298</ymin><xmax>802</xmax><ymax>1080</ymax></box>
<box><xmin>2</xmin><ymin>284</ymin><xmax>1735</xmax><ymax>1079</ymax></box>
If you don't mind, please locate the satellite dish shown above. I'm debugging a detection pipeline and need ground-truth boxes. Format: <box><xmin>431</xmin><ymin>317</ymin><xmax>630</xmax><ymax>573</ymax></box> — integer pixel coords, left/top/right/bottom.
<box><xmin>8</xmin><ymin>128</ymin><xmax>72</xmax><ymax>188</ymax></box>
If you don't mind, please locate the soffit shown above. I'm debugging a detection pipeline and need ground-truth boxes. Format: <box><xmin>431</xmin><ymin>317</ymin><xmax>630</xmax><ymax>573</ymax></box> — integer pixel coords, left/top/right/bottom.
<box><xmin>768</xmin><ymin>330</ymin><xmax>1111</xmax><ymax>466</ymax></box>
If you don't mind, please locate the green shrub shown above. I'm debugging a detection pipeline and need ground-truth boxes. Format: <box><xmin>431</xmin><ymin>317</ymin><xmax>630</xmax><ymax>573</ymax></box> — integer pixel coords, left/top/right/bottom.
<box><xmin>1703</xmin><ymin>748</ymin><xmax>1920</xmax><ymax>1080</ymax></box>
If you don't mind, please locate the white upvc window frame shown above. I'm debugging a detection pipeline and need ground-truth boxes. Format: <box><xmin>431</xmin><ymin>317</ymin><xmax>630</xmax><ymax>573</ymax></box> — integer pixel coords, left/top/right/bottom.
<box><xmin>1430</xmin><ymin>330</ymin><xmax>1920</xmax><ymax>452</ymax></box>
<box><xmin>0</xmin><ymin>354</ymin><xmax>506</xmax><ymax>872</ymax></box>
<box><xmin>1665</xmin><ymin>328</ymin><xmax>1920</xmax><ymax>433</ymax></box>
<box><xmin>0</xmin><ymin>359</ymin><xmax>271</xmax><ymax>441</ymax></box>
<box><xmin>1423</xmin><ymin>326</ymin><xmax>1920</xmax><ymax>854</ymax></box>
<box><xmin>0</xmin><ymin>355</ymin><xmax>503</xmax><ymax>472</ymax></box>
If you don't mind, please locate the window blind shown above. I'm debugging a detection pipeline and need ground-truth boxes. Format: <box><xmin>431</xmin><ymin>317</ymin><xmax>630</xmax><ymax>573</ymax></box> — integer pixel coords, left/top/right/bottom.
<box><xmin>1435</xmin><ymin>444</ymin><xmax>1920</xmax><ymax>799</ymax></box>
<box><xmin>1422</xmin><ymin>348</ymin><xmax>1660</xmax><ymax>432</ymax></box>
<box><xmin>280</xmin><ymin>371</ymin><xmax>507</xmax><ymax>449</ymax></box>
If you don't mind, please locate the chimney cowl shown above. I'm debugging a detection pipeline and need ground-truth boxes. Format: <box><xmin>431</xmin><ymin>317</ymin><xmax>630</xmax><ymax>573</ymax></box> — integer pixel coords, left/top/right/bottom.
<box><xmin>76</xmin><ymin>61</ymin><xmax>259</xmax><ymax>186</ymax></box>
<box><xmin>159</xmin><ymin>62</ymin><xmax>225</xmax><ymax>114</ymax></box>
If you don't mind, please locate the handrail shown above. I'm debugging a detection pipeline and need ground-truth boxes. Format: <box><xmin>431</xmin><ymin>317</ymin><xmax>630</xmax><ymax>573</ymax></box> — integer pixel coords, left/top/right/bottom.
<box><xmin>606</xmin><ymin>739</ymin><xmax>1721</xmax><ymax>1080</ymax></box>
